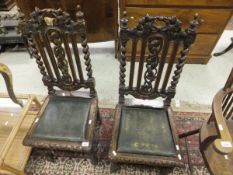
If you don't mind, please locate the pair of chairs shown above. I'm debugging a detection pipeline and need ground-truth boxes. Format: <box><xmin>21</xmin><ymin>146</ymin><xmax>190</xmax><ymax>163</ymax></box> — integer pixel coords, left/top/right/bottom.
<box><xmin>18</xmin><ymin>5</ymin><xmax>201</xmax><ymax>171</ymax></box>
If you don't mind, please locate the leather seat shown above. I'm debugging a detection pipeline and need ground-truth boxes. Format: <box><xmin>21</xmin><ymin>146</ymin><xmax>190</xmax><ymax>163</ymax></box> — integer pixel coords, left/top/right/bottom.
<box><xmin>117</xmin><ymin>106</ymin><xmax>177</xmax><ymax>157</ymax></box>
<box><xmin>31</xmin><ymin>96</ymin><xmax>91</xmax><ymax>142</ymax></box>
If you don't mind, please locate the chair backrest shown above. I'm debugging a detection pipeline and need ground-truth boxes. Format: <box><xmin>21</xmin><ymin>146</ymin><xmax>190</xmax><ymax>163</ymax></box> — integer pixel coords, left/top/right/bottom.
<box><xmin>18</xmin><ymin>6</ymin><xmax>96</xmax><ymax>97</ymax></box>
<box><xmin>211</xmin><ymin>68</ymin><xmax>233</xmax><ymax>154</ymax></box>
<box><xmin>221</xmin><ymin>68</ymin><xmax>233</xmax><ymax>120</ymax></box>
<box><xmin>118</xmin><ymin>12</ymin><xmax>200</xmax><ymax>106</ymax></box>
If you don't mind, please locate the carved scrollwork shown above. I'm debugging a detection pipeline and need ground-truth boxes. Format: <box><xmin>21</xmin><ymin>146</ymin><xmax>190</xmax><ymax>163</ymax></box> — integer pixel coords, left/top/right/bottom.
<box><xmin>119</xmin><ymin>11</ymin><xmax>201</xmax><ymax>105</ymax></box>
<box><xmin>136</xmin><ymin>15</ymin><xmax>182</xmax><ymax>39</ymax></box>
<box><xmin>18</xmin><ymin>6</ymin><xmax>96</xmax><ymax>96</ymax></box>
<box><xmin>141</xmin><ymin>36</ymin><xmax>163</xmax><ymax>94</ymax></box>
<box><xmin>47</xmin><ymin>29</ymin><xmax>72</xmax><ymax>85</ymax></box>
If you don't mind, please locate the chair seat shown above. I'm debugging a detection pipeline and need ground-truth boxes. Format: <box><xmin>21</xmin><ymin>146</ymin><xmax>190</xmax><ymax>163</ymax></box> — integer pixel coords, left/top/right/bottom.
<box><xmin>200</xmin><ymin>120</ymin><xmax>233</xmax><ymax>175</ymax></box>
<box><xmin>30</xmin><ymin>96</ymin><xmax>92</xmax><ymax>142</ymax></box>
<box><xmin>117</xmin><ymin>106</ymin><xmax>177</xmax><ymax>157</ymax></box>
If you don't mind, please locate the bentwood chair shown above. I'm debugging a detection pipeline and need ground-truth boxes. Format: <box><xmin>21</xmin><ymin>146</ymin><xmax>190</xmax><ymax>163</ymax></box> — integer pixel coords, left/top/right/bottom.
<box><xmin>18</xmin><ymin>6</ymin><xmax>99</xmax><ymax>160</ymax></box>
<box><xmin>109</xmin><ymin>12</ymin><xmax>200</xmax><ymax>170</ymax></box>
<box><xmin>180</xmin><ymin>68</ymin><xmax>233</xmax><ymax>175</ymax></box>
<box><xmin>0</xmin><ymin>63</ymin><xmax>41</xmax><ymax>175</ymax></box>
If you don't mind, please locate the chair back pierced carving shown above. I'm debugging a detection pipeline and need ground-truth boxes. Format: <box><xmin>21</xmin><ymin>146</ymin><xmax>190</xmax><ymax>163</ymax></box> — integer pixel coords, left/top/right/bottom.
<box><xmin>118</xmin><ymin>12</ymin><xmax>201</xmax><ymax>106</ymax></box>
<box><xmin>18</xmin><ymin>6</ymin><xmax>96</xmax><ymax>97</ymax></box>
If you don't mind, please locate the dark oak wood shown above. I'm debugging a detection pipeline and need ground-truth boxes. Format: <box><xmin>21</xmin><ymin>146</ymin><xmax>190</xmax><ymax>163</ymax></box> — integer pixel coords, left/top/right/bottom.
<box><xmin>18</xmin><ymin>7</ymin><xmax>99</xmax><ymax>163</ymax></box>
<box><xmin>118</xmin><ymin>12</ymin><xmax>200</xmax><ymax>105</ymax></box>
<box><xmin>119</xmin><ymin>0</ymin><xmax>233</xmax><ymax>64</ymax></box>
<box><xmin>109</xmin><ymin>13</ymin><xmax>200</xmax><ymax>169</ymax></box>
<box><xmin>19</xmin><ymin>6</ymin><xmax>96</xmax><ymax>96</ymax></box>
<box><xmin>15</xmin><ymin>0</ymin><xmax>116</xmax><ymax>42</ymax></box>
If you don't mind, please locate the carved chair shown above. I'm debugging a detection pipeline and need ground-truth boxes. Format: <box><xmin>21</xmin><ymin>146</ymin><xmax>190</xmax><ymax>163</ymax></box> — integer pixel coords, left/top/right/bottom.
<box><xmin>180</xmin><ymin>68</ymin><xmax>233</xmax><ymax>175</ymax></box>
<box><xmin>18</xmin><ymin>6</ymin><xmax>99</xmax><ymax>158</ymax></box>
<box><xmin>109</xmin><ymin>12</ymin><xmax>200</xmax><ymax>170</ymax></box>
<box><xmin>0</xmin><ymin>63</ymin><xmax>41</xmax><ymax>175</ymax></box>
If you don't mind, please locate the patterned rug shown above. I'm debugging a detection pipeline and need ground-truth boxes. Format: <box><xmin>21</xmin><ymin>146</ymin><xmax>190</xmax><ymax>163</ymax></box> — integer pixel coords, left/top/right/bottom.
<box><xmin>25</xmin><ymin>108</ymin><xmax>211</xmax><ymax>175</ymax></box>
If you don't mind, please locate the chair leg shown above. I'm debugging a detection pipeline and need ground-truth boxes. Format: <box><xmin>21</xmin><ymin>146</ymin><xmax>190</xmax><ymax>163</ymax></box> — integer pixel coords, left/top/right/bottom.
<box><xmin>185</xmin><ymin>137</ymin><xmax>194</xmax><ymax>175</ymax></box>
<box><xmin>179</xmin><ymin>128</ymin><xmax>200</xmax><ymax>138</ymax></box>
<box><xmin>48</xmin><ymin>149</ymin><xmax>56</xmax><ymax>162</ymax></box>
<box><xmin>110</xmin><ymin>162</ymin><xmax>120</xmax><ymax>173</ymax></box>
<box><xmin>96</xmin><ymin>108</ymin><xmax>101</xmax><ymax>125</ymax></box>
<box><xmin>90</xmin><ymin>153</ymin><xmax>98</xmax><ymax>166</ymax></box>
<box><xmin>90</xmin><ymin>140</ymin><xmax>99</xmax><ymax>166</ymax></box>
<box><xmin>160</xmin><ymin>167</ymin><xmax>173</xmax><ymax>175</ymax></box>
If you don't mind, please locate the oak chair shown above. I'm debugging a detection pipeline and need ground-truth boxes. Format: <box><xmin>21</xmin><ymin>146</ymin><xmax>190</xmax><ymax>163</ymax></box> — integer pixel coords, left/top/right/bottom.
<box><xmin>0</xmin><ymin>63</ymin><xmax>41</xmax><ymax>175</ymax></box>
<box><xmin>180</xmin><ymin>68</ymin><xmax>233</xmax><ymax>175</ymax></box>
<box><xmin>109</xmin><ymin>12</ymin><xmax>200</xmax><ymax>170</ymax></box>
<box><xmin>18</xmin><ymin>6</ymin><xmax>99</xmax><ymax>160</ymax></box>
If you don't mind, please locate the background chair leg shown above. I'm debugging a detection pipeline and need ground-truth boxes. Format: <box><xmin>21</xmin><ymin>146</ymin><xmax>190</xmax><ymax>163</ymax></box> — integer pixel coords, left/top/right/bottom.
<box><xmin>213</xmin><ymin>37</ymin><xmax>233</xmax><ymax>56</ymax></box>
<box><xmin>90</xmin><ymin>153</ymin><xmax>98</xmax><ymax>166</ymax></box>
<box><xmin>179</xmin><ymin>128</ymin><xmax>200</xmax><ymax>138</ymax></box>
<box><xmin>96</xmin><ymin>108</ymin><xmax>101</xmax><ymax>125</ymax></box>
<box><xmin>48</xmin><ymin>149</ymin><xmax>56</xmax><ymax>162</ymax></box>
<box><xmin>110</xmin><ymin>162</ymin><xmax>120</xmax><ymax>173</ymax></box>
<box><xmin>185</xmin><ymin>137</ymin><xmax>193</xmax><ymax>175</ymax></box>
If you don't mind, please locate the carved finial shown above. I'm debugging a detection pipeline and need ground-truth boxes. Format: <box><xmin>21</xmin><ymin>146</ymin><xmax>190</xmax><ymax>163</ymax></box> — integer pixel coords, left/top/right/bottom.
<box><xmin>183</xmin><ymin>13</ymin><xmax>202</xmax><ymax>48</ymax></box>
<box><xmin>121</xmin><ymin>11</ymin><xmax>128</xmax><ymax>29</ymax></box>
<box><xmin>17</xmin><ymin>7</ymin><xmax>25</xmax><ymax>19</ymax></box>
<box><xmin>123</xmin><ymin>11</ymin><xmax>127</xmax><ymax>18</ymax></box>
<box><xmin>57</xmin><ymin>8</ymin><xmax>63</xmax><ymax>15</ymax></box>
<box><xmin>76</xmin><ymin>5</ymin><xmax>84</xmax><ymax>21</ymax></box>
<box><xmin>189</xmin><ymin>13</ymin><xmax>203</xmax><ymax>29</ymax></box>
<box><xmin>35</xmin><ymin>6</ymin><xmax>39</xmax><ymax>11</ymax></box>
<box><xmin>77</xmin><ymin>5</ymin><xmax>81</xmax><ymax>11</ymax></box>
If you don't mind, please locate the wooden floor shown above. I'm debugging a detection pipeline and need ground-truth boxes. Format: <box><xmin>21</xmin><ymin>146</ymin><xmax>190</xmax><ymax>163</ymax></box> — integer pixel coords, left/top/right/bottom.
<box><xmin>0</xmin><ymin>96</ymin><xmax>39</xmax><ymax>174</ymax></box>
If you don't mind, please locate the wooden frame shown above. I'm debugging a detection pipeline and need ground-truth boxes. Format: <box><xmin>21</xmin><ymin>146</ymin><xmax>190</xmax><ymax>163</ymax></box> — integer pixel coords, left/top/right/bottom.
<box><xmin>200</xmin><ymin>69</ymin><xmax>233</xmax><ymax>175</ymax></box>
<box><xmin>0</xmin><ymin>94</ymin><xmax>41</xmax><ymax>175</ymax></box>
<box><xmin>179</xmin><ymin>68</ymin><xmax>233</xmax><ymax>174</ymax></box>
<box><xmin>18</xmin><ymin>6</ymin><xmax>99</xmax><ymax>161</ymax></box>
<box><xmin>18</xmin><ymin>6</ymin><xmax>96</xmax><ymax>96</ymax></box>
<box><xmin>23</xmin><ymin>95</ymin><xmax>98</xmax><ymax>152</ymax></box>
<box><xmin>109</xmin><ymin>105</ymin><xmax>183</xmax><ymax>167</ymax></box>
<box><xmin>109</xmin><ymin>12</ymin><xmax>200</xmax><ymax>169</ymax></box>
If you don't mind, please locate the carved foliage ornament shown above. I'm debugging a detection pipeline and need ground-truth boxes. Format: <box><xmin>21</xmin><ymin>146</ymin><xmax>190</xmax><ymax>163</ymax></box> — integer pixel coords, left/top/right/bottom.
<box><xmin>47</xmin><ymin>29</ymin><xmax>72</xmax><ymax>84</ymax></box>
<box><xmin>141</xmin><ymin>36</ymin><xmax>163</xmax><ymax>94</ymax></box>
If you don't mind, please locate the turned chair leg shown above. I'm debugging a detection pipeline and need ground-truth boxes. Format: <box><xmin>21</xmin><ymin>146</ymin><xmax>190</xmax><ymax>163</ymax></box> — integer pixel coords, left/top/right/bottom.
<box><xmin>214</xmin><ymin>37</ymin><xmax>233</xmax><ymax>56</ymax></box>
<box><xmin>110</xmin><ymin>162</ymin><xmax>120</xmax><ymax>173</ymax></box>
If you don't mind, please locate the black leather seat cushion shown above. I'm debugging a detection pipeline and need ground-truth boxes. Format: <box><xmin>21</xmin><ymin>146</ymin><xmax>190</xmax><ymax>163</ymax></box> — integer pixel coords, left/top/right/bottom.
<box><xmin>117</xmin><ymin>106</ymin><xmax>176</xmax><ymax>156</ymax></box>
<box><xmin>31</xmin><ymin>96</ymin><xmax>91</xmax><ymax>142</ymax></box>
